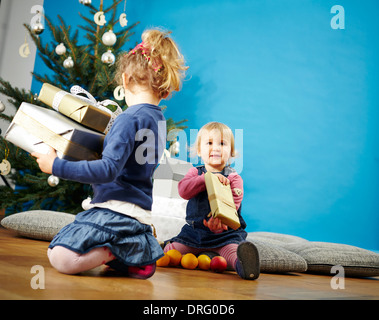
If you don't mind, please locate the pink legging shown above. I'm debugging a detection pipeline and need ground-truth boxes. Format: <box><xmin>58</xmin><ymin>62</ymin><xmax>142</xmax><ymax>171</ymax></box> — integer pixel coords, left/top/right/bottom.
<box><xmin>47</xmin><ymin>246</ymin><xmax>155</xmax><ymax>279</ymax></box>
<box><xmin>164</xmin><ymin>242</ymin><xmax>239</xmax><ymax>270</ymax></box>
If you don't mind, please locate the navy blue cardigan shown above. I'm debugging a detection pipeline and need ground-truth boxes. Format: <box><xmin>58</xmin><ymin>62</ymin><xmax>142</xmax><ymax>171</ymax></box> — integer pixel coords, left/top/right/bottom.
<box><xmin>53</xmin><ymin>103</ymin><xmax>166</xmax><ymax>210</ymax></box>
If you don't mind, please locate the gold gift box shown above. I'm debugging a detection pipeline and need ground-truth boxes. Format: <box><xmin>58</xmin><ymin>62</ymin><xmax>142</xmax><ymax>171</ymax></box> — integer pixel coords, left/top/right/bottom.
<box><xmin>38</xmin><ymin>83</ymin><xmax>111</xmax><ymax>133</ymax></box>
<box><xmin>204</xmin><ymin>172</ymin><xmax>241</xmax><ymax>230</ymax></box>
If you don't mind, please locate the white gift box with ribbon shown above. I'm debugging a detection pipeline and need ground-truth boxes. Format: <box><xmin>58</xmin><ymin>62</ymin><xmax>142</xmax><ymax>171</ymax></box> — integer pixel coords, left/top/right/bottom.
<box><xmin>5</xmin><ymin>102</ymin><xmax>105</xmax><ymax>161</ymax></box>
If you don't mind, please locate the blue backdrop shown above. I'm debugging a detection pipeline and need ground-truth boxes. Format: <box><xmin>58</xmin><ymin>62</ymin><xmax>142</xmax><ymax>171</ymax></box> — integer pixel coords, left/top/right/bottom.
<box><xmin>32</xmin><ymin>0</ymin><xmax>379</xmax><ymax>251</ymax></box>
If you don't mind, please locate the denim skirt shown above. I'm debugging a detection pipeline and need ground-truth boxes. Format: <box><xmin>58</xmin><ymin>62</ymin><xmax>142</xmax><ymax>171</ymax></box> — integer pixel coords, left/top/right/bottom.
<box><xmin>49</xmin><ymin>207</ymin><xmax>164</xmax><ymax>266</ymax></box>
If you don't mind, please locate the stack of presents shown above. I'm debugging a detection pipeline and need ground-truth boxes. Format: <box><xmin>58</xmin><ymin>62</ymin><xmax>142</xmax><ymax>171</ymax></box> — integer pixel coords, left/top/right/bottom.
<box><xmin>151</xmin><ymin>157</ymin><xmax>191</xmax><ymax>243</ymax></box>
<box><xmin>5</xmin><ymin>83</ymin><xmax>242</xmax><ymax>244</ymax></box>
<box><xmin>5</xmin><ymin>83</ymin><xmax>121</xmax><ymax>161</ymax></box>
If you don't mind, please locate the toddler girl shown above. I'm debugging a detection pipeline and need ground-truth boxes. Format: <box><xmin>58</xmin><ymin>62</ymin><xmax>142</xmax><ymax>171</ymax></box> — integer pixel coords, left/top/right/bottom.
<box><xmin>32</xmin><ymin>29</ymin><xmax>188</xmax><ymax>279</ymax></box>
<box><xmin>164</xmin><ymin>122</ymin><xmax>260</xmax><ymax>280</ymax></box>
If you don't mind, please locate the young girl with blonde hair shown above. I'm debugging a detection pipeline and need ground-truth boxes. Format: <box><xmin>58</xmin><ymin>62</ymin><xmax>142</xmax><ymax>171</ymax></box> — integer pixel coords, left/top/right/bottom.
<box><xmin>32</xmin><ymin>29</ymin><xmax>188</xmax><ymax>279</ymax></box>
<box><xmin>164</xmin><ymin>122</ymin><xmax>260</xmax><ymax>280</ymax></box>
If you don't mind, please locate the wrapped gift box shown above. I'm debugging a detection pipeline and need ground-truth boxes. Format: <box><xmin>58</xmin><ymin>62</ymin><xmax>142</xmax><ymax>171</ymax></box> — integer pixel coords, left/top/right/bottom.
<box><xmin>151</xmin><ymin>195</ymin><xmax>187</xmax><ymax>243</ymax></box>
<box><xmin>204</xmin><ymin>172</ymin><xmax>241</xmax><ymax>230</ymax></box>
<box><xmin>152</xmin><ymin>157</ymin><xmax>193</xmax><ymax>198</ymax></box>
<box><xmin>38</xmin><ymin>83</ymin><xmax>115</xmax><ymax>133</ymax></box>
<box><xmin>5</xmin><ymin>102</ymin><xmax>104</xmax><ymax>161</ymax></box>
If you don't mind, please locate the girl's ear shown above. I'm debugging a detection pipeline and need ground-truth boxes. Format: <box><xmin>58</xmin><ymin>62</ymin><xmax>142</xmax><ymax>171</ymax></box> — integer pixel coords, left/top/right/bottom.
<box><xmin>122</xmin><ymin>72</ymin><xmax>130</xmax><ymax>90</ymax></box>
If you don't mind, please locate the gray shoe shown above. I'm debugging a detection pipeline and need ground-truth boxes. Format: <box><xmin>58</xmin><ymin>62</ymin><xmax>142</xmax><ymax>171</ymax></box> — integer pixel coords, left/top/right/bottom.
<box><xmin>235</xmin><ymin>241</ymin><xmax>260</xmax><ymax>280</ymax></box>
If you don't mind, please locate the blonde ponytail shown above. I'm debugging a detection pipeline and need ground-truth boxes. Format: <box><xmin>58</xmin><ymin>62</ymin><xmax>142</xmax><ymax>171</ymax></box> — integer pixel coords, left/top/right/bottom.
<box><xmin>115</xmin><ymin>28</ymin><xmax>188</xmax><ymax>99</ymax></box>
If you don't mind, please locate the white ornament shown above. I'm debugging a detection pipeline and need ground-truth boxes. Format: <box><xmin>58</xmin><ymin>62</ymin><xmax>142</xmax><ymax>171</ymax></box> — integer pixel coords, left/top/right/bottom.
<box><xmin>83</xmin><ymin>0</ymin><xmax>91</xmax><ymax>5</ymax></box>
<box><xmin>55</xmin><ymin>43</ymin><xmax>66</xmax><ymax>55</ymax></box>
<box><xmin>169</xmin><ymin>141</ymin><xmax>180</xmax><ymax>156</ymax></box>
<box><xmin>63</xmin><ymin>56</ymin><xmax>74</xmax><ymax>68</ymax></box>
<box><xmin>47</xmin><ymin>175</ymin><xmax>59</xmax><ymax>187</ymax></box>
<box><xmin>0</xmin><ymin>100</ymin><xmax>5</xmax><ymax>113</ymax></box>
<box><xmin>113</xmin><ymin>85</ymin><xmax>125</xmax><ymax>100</ymax></box>
<box><xmin>94</xmin><ymin>11</ymin><xmax>106</xmax><ymax>26</ymax></box>
<box><xmin>119</xmin><ymin>13</ymin><xmax>128</xmax><ymax>27</ymax></box>
<box><xmin>101</xmin><ymin>50</ymin><xmax>115</xmax><ymax>65</ymax></box>
<box><xmin>19</xmin><ymin>42</ymin><xmax>30</xmax><ymax>58</ymax></box>
<box><xmin>102</xmin><ymin>29</ymin><xmax>117</xmax><ymax>46</ymax></box>
<box><xmin>81</xmin><ymin>196</ymin><xmax>92</xmax><ymax>210</ymax></box>
<box><xmin>0</xmin><ymin>159</ymin><xmax>11</xmax><ymax>176</ymax></box>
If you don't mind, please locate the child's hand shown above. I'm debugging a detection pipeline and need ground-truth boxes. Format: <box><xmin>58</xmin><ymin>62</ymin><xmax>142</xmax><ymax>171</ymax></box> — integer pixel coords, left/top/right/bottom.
<box><xmin>203</xmin><ymin>217</ymin><xmax>228</xmax><ymax>234</ymax></box>
<box><xmin>214</xmin><ymin>173</ymin><xmax>230</xmax><ymax>185</ymax></box>
<box><xmin>31</xmin><ymin>146</ymin><xmax>57</xmax><ymax>174</ymax></box>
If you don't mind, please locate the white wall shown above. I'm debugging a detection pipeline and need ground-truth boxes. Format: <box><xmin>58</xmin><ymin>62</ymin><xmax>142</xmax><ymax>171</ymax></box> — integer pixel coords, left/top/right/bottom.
<box><xmin>0</xmin><ymin>0</ymin><xmax>44</xmax><ymax>134</ymax></box>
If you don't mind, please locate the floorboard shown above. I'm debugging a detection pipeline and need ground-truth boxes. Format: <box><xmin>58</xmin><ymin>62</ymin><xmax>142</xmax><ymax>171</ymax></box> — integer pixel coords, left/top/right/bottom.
<box><xmin>0</xmin><ymin>227</ymin><xmax>378</xmax><ymax>300</ymax></box>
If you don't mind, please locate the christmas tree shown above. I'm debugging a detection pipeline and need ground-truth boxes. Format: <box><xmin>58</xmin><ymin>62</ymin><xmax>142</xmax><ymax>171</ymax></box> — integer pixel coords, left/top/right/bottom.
<box><xmin>0</xmin><ymin>0</ymin><xmax>187</xmax><ymax>215</ymax></box>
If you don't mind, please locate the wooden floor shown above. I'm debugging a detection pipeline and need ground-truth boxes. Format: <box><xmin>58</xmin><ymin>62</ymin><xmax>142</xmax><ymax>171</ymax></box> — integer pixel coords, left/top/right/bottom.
<box><xmin>0</xmin><ymin>227</ymin><xmax>378</xmax><ymax>300</ymax></box>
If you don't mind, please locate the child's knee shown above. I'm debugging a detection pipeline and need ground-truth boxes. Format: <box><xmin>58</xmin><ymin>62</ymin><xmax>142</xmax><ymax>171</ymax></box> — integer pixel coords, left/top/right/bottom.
<box><xmin>48</xmin><ymin>246</ymin><xmax>81</xmax><ymax>274</ymax></box>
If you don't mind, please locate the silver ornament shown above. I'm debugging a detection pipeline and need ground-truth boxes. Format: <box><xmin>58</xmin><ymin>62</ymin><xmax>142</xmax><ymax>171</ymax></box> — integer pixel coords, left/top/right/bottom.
<box><xmin>101</xmin><ymin>50</ymin><xmax>115</xmax><ymax>65</ymax></box>
<box><xmin>31</xmin><ymin>22</ymin><xmax>44</xmax><ymax>35</ymax></box>
<box><xmin>102</xmin><ymin>29</ymin><xmax>117</xmax><ymax>46</ymax></box>
<box><xmin>55</xmin><ymin>43</ymin><xmax>66</xmax><ymax>55</ymax></box>
<box><xmin>47</xmin><ymin>175</ymin><xmax>60</xmax><ymax>187</ymax></box>
<box><xmin>63</xmin><ymin>56</ymin><xmax>74</xmax><ymax>68</ymax></box>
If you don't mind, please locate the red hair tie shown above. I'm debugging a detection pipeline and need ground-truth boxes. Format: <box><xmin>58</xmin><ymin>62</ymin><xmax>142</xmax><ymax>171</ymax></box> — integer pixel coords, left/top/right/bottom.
<box><xmin>130</xmin><ymin>41</ymin><xmax>162</xmax><ymax>73</ymax></box>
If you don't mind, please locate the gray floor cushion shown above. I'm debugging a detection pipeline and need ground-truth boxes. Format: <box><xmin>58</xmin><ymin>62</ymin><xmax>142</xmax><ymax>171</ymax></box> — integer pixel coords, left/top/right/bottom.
<box><xmin>247</xmin><ymin>231</ymin><xmax>379</xmax><ymax>278</ymax></box>
<box><xmin>1</xmin><ymin>210</ymin><xmax>75</xmax><ymax>241</ymax></box>
<box><xmin>284</xmin><ymin>241</ymin><xmax>379</xmax><ymax>278</ymax></box>
<box><xmin>247</xmin><ymin>232</ymin><xmax>308</xmax><ymax>274</ymax></box>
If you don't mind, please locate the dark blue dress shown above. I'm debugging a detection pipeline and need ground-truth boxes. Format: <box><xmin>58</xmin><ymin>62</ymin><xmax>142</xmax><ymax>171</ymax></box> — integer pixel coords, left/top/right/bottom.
<box><xmin>169</xmin><ymin>165</ymin><xmax>247</xmax><ymax>248</ymax></box>
<box><xmin>49</xmin><ymin>207</ymin><xmax>164</xmax><ymax>267</ymax></box>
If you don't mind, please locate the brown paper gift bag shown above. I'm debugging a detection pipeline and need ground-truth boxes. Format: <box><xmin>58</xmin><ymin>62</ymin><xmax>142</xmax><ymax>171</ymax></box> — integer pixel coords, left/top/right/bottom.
<box><xmin>204</xmin><ymin>172</ymin><xmax>241</xmax><ymax>230</ymax></box>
